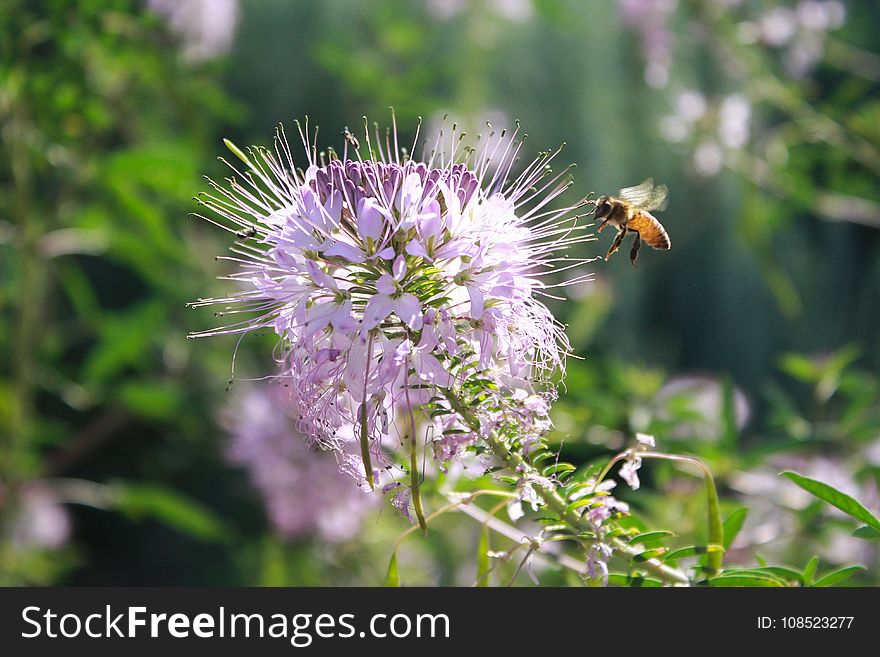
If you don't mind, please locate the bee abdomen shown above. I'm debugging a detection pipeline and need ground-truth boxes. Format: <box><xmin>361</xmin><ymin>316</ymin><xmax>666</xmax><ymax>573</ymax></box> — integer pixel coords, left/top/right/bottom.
<box><xmin>629</xmin><ymin>210</ymin><xmax>670</xmax><ymax>250</ymax></box>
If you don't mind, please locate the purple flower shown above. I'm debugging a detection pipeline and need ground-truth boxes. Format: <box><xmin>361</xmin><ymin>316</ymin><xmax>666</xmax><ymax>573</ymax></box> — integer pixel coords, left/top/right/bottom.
<box><xmin>194</xmin><ymin>116</ymin><xmax>588</xmax><ymax>517</ymax></box>
<box><xmin>620</xmin><ymin>433</ymin><xmax>657</xmax><ymax>490</ymax></box>
<box><xmin>363</xmin><ymin>257</ymin><xmax>423</xmax><ymax>332</ymax></box>
<box><xmin>223</xmin><ymin>384</ymin><xmax>377</xmax><ymax>542</ymax></box>
<box><xmin>616</xmin><ymin>0</ymin><xmax>677</xmax><ymax>88</ymax></box>
<box><xmin>5</xmin><ymin>482</ymin><xmax>71</xmax><ymax>551</ymax></box>
<box><xmin>585</xmin><ymin>542</ymin><xmax>613</xmax><ymax>584</ymax></box>
<box><xmin>147</xmin><ymin>0</ymin><xmax>239</xmax><ymax>62</ymax></box>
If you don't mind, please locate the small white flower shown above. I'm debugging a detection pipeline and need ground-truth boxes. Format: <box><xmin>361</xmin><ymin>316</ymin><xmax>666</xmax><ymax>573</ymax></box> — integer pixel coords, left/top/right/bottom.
<box><xmin>620</xmin><ymin>433</ymin><xmax>657</xmax><ymax>490</ymax></box>
<box><xmin>620</xmin><ymin>456</ymin><xmax>644</xmax><ymax>490</ymax></box>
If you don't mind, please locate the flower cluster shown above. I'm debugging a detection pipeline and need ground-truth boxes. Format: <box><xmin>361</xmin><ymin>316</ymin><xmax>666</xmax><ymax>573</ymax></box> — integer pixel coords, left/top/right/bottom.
<box><xmin>616</xmin><ymin>0</ymin><xmax>678</xmax><ymax>89</ymax></box>
<box><xmin>739</xmin><ymin>0</ymin><xmax>846</xmax><ymax>78</ymax></box>
<box><xmin>620</xmin><ymin>0</ymin><xmax>847</xmax><ymax>178</ymax></box>
<box><xmin>618</xmin><ymin>0</ymin><xmax>846</xmax><ymax>87</ymax></box>
<box><xmin>3</xmin><ymin>482</ymin><xmax>71</xmax><ymax>551</ymax></box>
<box><xmin>147</xmin><ymin>0</ymin><xmax>240</xmax><ymax>63</ymax></box>
<box><xmin>659</xmin><ymin>90</ymin><xmax>752</xmax><ymax>177</ymax></box>
<box><xmin>192</xmin><ymin>117</ymin><xmax>590</xmax><ymax>518</ymax></box>
<box><xmin>222</xmin><ymin>384</ymin><xmax>377</xmax><ymax>542</ymax></box>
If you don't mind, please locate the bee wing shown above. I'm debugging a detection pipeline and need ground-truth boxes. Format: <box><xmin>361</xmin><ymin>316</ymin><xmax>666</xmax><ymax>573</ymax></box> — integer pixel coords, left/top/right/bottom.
<box><xmin>618</xmin><ymin>178</ymin><xmax>669</xmax><ymax>212</ymax></box>
<box><xmin>628</xmin><ymin>210</ymin><xmax>671</xmax><ymax>250</ymax></box>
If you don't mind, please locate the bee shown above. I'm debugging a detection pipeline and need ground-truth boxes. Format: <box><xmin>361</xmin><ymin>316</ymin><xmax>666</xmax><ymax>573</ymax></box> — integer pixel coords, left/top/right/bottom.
<box><xmin>342</xmin><ymin>126</ymin><xmax>360</xmax><ymax>151</ymax></box>
<box><xmin>590</xmin><ymin>178</ymin><xmax>671</xmax><ymax>265</ymax></box>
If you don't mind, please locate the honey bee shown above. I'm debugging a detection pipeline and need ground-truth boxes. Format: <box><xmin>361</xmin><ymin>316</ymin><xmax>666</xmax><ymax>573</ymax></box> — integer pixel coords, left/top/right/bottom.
<box><xmin>590</xmin><ymin>178</ymin><xmax>671</xmax><ymax>265</ymax></box>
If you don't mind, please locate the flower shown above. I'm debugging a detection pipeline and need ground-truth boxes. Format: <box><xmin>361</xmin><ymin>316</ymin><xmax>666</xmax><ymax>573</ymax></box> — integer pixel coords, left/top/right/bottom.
<box><xmin>620</xmin><ymin>433</ymin><xmax>656</xmax><ymax>490</ymax></box>
<box><xmin>193</xmin><ymin>115</ymin><xmax>589</xmax><ymax>518</ymax></box>
<box><xmin>659</xmin><ymin>90</ymin><xmax>753</xmax><ymax>177</ymax></box>
<box><xmin>616</xmin><ymin>0</ymin><xmax>678</xmax><ymax>88</ymax></box>
<box><xmin>748</xmin><ymin>1</ymin><xmax>846</xmax><ymax>77</ymax></box>
<box><xmin>5</xmin><ymin>482</ymin><xmax>71</xmax><ymax>551</ymax></box>
<box><xmin>147</xmin><ymin>0</ymin><xmax>239</xmax><ymax>62</ymax></box>
<box><xmin>654</xmin><ymin>375</ymin><xmax>751</xmax><ymax>440</ymax></box>
<box><xmin>585</xmin><ymin>542</ymin><xmax>613</xmax><ymax>584</ymax></box>
<box><xmin>223</xmin><ymin>384</ymin><xmax>377</xmax><ymax>542</ymax></box>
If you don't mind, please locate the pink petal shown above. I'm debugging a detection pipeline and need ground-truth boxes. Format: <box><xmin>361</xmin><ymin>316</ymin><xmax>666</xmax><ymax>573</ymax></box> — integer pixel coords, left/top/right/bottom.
<box><xmin>392</xmin><ymin>255</ymin><xmax>407</xmax><ymax>280</ymax></box>
<box><xmin>363</xmin><ymin>294</ymin><xmax>394</xmax><ymax>331</ymax></box>
<box><xmin>357</xmin><ymin>197</ymin><xmax>385</xmax><ymax>241</ymax></box>
<box><xmin>330</xmin><ymin>300</ymin><xmax>357</xmax><ymax>332</ymax></box>
<box><xmin>304</xmin><ymin>300</ymin><xmax>340</xmax><ymax>332</ymax></box>
<box><xmin>467</xmin><ymin>285</ymin><xmax>484</xmax><ymax>319</ymax></box>
<box><xmin>405</xmin><ymin>240</ymin><xmax>431</xmax><ymax>259</ymax></box>
<box><xmin>324</xmin><ymin>190</ymin><xmax>343</xmax><ymax>228</ymax></box>
<box><xmin>394</xmin><ymin>294</ymin><xmax>423</xmax><ymax>330</ymax></box>
<box><xmin>418</xmin><ymin>199</ymin><xmax>443</xmax><ymax>238</ymax></box>
<box><xmin>376</xmin><ymin>274</ymin><xmax>395</xmax><ymax>296</ymax></box>
<box><xmin>415</xmin><ymin>352</ymin><xmax>452</xmax><ymax>387</ymax></box>
<box><xmin>306</xmin><ymin>260</ymin><xmax>338</xmax><ymax>290</ymax></box>
<box><xmin>323</xmin><ymin>240</ymin><xmax>366</xmax><ymax>264</ymax></box>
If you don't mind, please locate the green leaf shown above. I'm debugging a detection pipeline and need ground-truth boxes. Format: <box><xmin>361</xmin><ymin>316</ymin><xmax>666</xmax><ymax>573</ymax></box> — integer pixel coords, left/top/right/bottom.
<box><xmin>542</xmin><ymin>462</ymin><xmax>576</xmax><ymax>477</ymax></box>
<box><xmin>385</xmin><ymin>552</ymin><xmax>400</xmax><ymax>587</ymax></box>
<box><xmin>722</xmin><ymin>507</ymin><xmax>749</xmax><ymax>550</ymax></box>
<box><xmin>563</xmin><ymin>497</ymin><xmax>596</xmax><ymax>515</ymax></box>
<box><xmin>853</xmin><ymin>525</ymin><xmax>880</xmax><ymax>540</ymax></box>
<box><xmin>803</xmin><ymin>556</ymin><xmax>820</xmax><ymax>585</ymax></box>
<box><xmin>607</xmin><ymin>573</ymin><xmax>663</xmax><ymax>587</ymax></box>
<box><xmin>813</xmin><ymin>566</ymin><xmax>865</xmax><ymax>587</ymax></box>
<box><xmin>116</xmin><ymin>381</ymin><xmax>181</xmax><ymax>421</ymax></box>
<box><xmin>664</xmin><ymin>545</ymin><xmax>724</xmax><ymax>562</ymax></box>
<box><xmin>111</xmin><ymin>482</ymin><xmax>228</xmax><ymax>542</ymax></box>
<box><xmin>705</xmin><ymin>574</ymin><xmax>785</xmax><ymax>587</ymax></box>
<box><xmin>476</xmin><ymin>526</ymin><xmax>490</xmax><ymax>587</ymax></box>
<box><xmin>628</xmin><ymin>530</ymin><xmax>675</xmax><ymax>546</ymax></box>
<box><xmin>781</xmin><ymin>471</ymin><xmax>880</xmax><ymax>530</ymax></box>
<box><xmin>83</xmin><ymin>301</ymin><xmax>165</xmax><ymax>383</ymax></box>
<box><xmin>699</xmin><ymin>465</ymin><xmax>724</xmax><ymax>575</ymax></box>
<box><xmin>753</xmin><ymin>566</ymin><xmax>804</xmax><ymax>585</ymax></box>
<box><xmin>632</xmin><ymin>548</ymin><xmax>669</xmax><ymax>562</ymax></box>
<box><xmin>780</xmin><ymin>353</ymin><xmax>822</xmax><ymax>384</ymax></box>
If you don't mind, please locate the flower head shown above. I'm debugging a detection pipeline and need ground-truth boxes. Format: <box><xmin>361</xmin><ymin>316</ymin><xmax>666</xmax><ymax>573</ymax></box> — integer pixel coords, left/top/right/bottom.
<box><xmin>620</xmin><ymin>432</ymin><xmax>656</xmax><ymax>490</ymax></box>
<box><xmin>193</xmin><ymin>115</ymin><xmax>591</xmax><ymax>514</ymax></box>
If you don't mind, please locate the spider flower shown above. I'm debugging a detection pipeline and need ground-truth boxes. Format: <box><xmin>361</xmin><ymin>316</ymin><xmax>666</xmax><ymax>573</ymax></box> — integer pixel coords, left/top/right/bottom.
<box><xmin>192</xmin><ymin>116</ymin><xmax>591</xmax><ymax>520</ymax></box>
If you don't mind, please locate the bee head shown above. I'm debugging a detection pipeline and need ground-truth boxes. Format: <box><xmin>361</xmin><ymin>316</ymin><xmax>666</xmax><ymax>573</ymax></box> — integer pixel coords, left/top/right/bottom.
<box><xmin>593</xmin><ymin>195</ymin><xmax>612</xmax><ymax>219</ymax></box>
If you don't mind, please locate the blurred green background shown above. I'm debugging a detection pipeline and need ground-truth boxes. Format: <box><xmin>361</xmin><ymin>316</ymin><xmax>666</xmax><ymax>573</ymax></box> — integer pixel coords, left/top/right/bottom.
<box><xmin>2</xmin><ymin>0</ymin><xmax>878</xmax><ymax>585</ymax></box>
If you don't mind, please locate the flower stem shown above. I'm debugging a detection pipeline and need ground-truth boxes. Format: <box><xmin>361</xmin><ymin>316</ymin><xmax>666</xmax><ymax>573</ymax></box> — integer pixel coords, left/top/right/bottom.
<box><xmin>409</xmin><ymin>426</ymin><xmax>427</xmax><ymax>534</ymax></box>
<box><xmin>402</xmin><ymin>340</ymin><xmax>427</xmax><ymax>534</ymax></box>
<box><xmin>640</xmin><ymin>452</ymin><xmax>724</xmax><ymax>575</ymax></box>
<box><xmin>443</xmin><ymin>390</ymin><xmax>690</xmax><ymax>586</ymax></box>
<box><xmin>359</xmin><ymin>333</ymin><xmax>376</xmax><ymax>490</ymax></box>
<box><xmin>358</xmin><ymin>403</ymin><xmax>374</xmax><ymax>490</ymax></box>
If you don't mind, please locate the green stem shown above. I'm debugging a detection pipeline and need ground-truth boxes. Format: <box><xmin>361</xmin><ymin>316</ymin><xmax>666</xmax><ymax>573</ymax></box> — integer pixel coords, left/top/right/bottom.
<box><xmin>409</xmin><ymin>426</ymin><xmax>427</xmax><ymax>534</ymax></box>
<box><xmin>389</xmin><ymin>489</ymin><xmax>516</xmax><ymax>567</ymax></box>
<box><xmin>8</xmin><ymin>91</ymin><xmax>41</xmax><ymax>483</ymax></box>
<box><xmin>444</xmin><ymin>391</ymin><xmax>690</xmax><ymax>585</ymax></box>
<box><xmin>358</xmin><ymin>403</ymin><xmax>374</xmax><ymax>490</ymax></box>
<box><xmin>402</xmin><ymin>331</ymin><xmax>427</xmax><ymax>534</ymax></box>
<box><xmin>640</xmin><ymin>452</ymin><xmax>724</xmax><ymax>576</ymax></box>
<box><xmin>358</xmin><ymin>333</ymin><xmax>376</xmax><ymax>490</ymax></box>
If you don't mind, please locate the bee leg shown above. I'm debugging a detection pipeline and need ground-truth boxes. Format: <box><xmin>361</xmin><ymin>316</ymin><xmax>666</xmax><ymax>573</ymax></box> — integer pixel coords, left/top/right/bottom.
<box><xmin>605</xmin><ymin>228</ymin><xmax>626</xmax><ymax>261</ymax></box>
<box><xmin>597</xmin><ymin>218</ymin><xmax>608</xmax><ymax>233</ymax></box>
<box><xmin>629</xmin><ymin>231</ymin><xmax>641</xmax><ymax>266</ymax></box>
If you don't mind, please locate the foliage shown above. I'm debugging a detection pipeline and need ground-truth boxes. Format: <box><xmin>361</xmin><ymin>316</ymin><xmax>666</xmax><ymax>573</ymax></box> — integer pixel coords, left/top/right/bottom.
<box><xmin>1</xmin><ymin>1</ymin><xmax>877</xmax><ymax>587</ymax></box>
